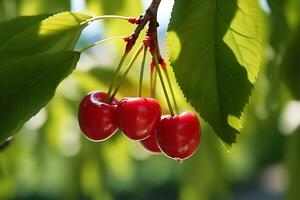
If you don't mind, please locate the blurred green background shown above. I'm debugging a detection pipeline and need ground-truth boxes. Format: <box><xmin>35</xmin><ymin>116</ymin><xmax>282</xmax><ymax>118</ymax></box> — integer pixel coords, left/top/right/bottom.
<box><xmin>0</xmin><ymin>0</ymin><xmax>300</xmax><ymax>199</ymax></box>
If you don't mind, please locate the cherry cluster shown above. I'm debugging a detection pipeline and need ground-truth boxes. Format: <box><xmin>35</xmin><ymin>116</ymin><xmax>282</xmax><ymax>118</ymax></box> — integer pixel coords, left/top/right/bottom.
<box><xmin>77</xmin><ymin>5</ymin><xmax>201</xmax><ymax>161</ymax></box>
<box><xmin>78</xmin><ymin>91</ymin><xmax>201</xmax><ymax>161</ymax></box>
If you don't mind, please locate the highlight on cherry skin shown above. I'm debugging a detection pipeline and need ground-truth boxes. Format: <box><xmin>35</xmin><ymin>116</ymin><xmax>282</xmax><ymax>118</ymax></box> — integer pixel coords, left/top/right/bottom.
<box><xmin>78</xmin><ymin>91</ymin><xmax>119</xmax><ymax>142</ymax></box>
<box><xmin>156</xmin><ymin>112</ymin><xmax>201</xmax><ymax>161</ymax></box>
<box><xmin>117</xmin><ymin>97</ymin><xmax>162</xmax><ymax>141</ymax></box>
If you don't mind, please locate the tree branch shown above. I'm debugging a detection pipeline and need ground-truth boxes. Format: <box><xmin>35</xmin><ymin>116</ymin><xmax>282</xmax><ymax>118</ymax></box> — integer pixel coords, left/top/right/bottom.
<box><xmin>125</xmin><ymin>0</ymin><xmax>161</xmax><ymax>52</ymax></box>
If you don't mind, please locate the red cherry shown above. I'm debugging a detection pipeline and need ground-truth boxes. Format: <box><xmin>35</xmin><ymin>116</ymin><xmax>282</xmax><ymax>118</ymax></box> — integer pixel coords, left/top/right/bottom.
<box><xmin>140</xmin><ymin>130</ymin><xmax>161</xmax><ymax>153</ymax></box>
<box><xmin>78</xmin><ymin>91</ymin><xmax>118</xmax><ymax>142</ymax></box>
<box><xmin>117</xmin><ymin>98</ymin><xmax>162</xmax><ymax>140</ymax></box>
<box><xmin>156</xmin><ymin>112</ymin><xmax>201</xmax><ymax>161</ymax></box>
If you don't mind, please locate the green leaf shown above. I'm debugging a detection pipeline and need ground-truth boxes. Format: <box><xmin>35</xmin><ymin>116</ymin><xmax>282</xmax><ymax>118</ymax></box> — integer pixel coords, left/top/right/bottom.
<box><xmin>281</xmin><ymin>26</ymin><xmax>300</xmax><ymax>99</ymax></box>
<box><xmin>0</xmin><ymin>14</ymin><xmax>50</xmax><ymax>47</ymax></box>
<box><xmin>0</xmin><ymin>12</ymin><xmax>92</xmax><ymax>57</ymax></box>
<box><xmin>167</xmin><ymin>0</ymin><xmax>262</xmax><ymax>145</ymax></box>
<box><xmin>17</xmin><ymin>0</ymin><xmax>71</xmax><ymax>16</ymax></box>
<box><xmin>0</xmin><ymin>51</ymin><xmax>80</xmax><ymax>143</ymax></box>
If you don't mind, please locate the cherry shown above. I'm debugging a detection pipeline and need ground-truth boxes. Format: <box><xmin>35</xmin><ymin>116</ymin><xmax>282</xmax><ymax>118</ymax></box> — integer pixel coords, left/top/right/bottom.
<box><xmin>78</xmin><ymin>91</ymin><xmax>118</xmax><ymax>142</ymax></box>
<box><xmin>117</xmin><ymin>98</ymin><xmax>161</xmax><ymax>140</ymax></box>
<box><xmin>140</xmin><ymin>130</ymin><xmax>161</xmax><ymax>153</ymax></box>
<box><xmin>156</xmin><ymin>112</ymin><xmax>201</xmax><ymax>161</ymax></box>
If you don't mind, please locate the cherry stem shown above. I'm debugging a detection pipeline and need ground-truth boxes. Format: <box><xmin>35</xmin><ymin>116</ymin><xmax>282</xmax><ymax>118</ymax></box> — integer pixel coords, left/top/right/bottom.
<box><xmin>164</xmin><ymin>69</ymin><xmax>179</xmax><ymax>114</ymax></box>
<box><xmin>150</xmin><ymin>69</ymin><xmax>154</xmax><ymax>97</ymax></box>
<box><xmin>80</xmin><ymin>36</ymin><xmax>127</xmax><ymax>53</ymax></box>
<box><xmin>138</xmin><ymin>46</ymin><xmax>148</xmax><ymax>97</ymax></box>
<box><xmin>153</xmin><ymin>53</ymin><xmax>175</xmax><ymax>116</ymax></box>
<box><xmin>150</xmin><ymin>68</ymin><xmax>157</xmax><ymax>98</ymax></box>
<box><xmin>82</xmin><ymin>15</ymin><xmax>132</xmax><ymax>25</ymax></box>
<box><xmin>153</xmin><ymin>68</ymin><xmax>157</xmax><ymax>98</ymax></box>
<box><xmin>105</xmin><ymin>52</ymin><xmax>128</xmax><ymax>103</ymax></box>
<box><xmin>110</xmin><ymin>44</ymin><xmax>144</xmax><ymax>100</ymax></box>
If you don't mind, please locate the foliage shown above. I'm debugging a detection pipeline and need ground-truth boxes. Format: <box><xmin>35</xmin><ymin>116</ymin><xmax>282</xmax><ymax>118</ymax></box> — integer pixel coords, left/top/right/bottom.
<box><xmin>167</xmin><ymin>0</ymin><xmax>262</xmax><ymax>145</ymax></box>
<box><xmin>0</xmin><ymin>51</ymin><xmax>79</xmax><ymax>142</ymax></box>
<box><xmin>0</xmin><ymin>12</ymin><xmax>91</xmax><ymax>141</ymax></box>
<box><xmin>0</xmin><ymin>1</ymin><xmax>264</xmax><ymax>146</ymax></box>
<box><xmin>0</xmin><ymin>0</ymin><xmax>299</xmax><ymax>199</ymax></box>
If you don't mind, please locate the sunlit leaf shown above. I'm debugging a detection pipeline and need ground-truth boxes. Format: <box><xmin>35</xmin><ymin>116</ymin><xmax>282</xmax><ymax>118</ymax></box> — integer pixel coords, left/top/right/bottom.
<box><xmin>167</xmin><ymin>0</ymin><xmax>262</xmax><ymax>145</ymax></box>
<box><xmin>0</xmin><ymin>12</ymin><xmax>92</xmax><ymax>57</ymax></box>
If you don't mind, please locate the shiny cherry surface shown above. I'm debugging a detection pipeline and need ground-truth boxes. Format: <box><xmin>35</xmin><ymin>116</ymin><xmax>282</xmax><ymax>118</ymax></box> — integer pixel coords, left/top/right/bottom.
<box><xmin>117</xmin><ymin>98</ymin><xmax>161</xmax><ymax>140</ymax></box>
<box><xmin>156</xmin><ymin>112</ymin><xmax>201</xmax><ymax>161</ymax></box>
<box><xmin>78</xmin><ymin>91</ymin><xmax>118</xmax><ymax>141</ymax></box>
